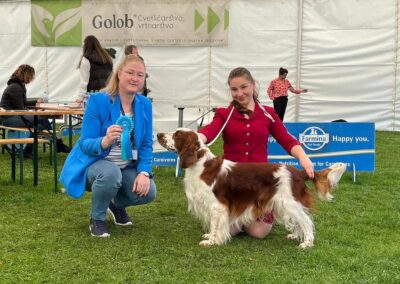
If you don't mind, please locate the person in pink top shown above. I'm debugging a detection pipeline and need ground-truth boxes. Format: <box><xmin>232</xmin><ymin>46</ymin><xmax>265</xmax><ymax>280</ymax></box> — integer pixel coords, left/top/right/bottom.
<box><xmin>198</xmin><ymin>67</ymin><xmax>314</xmax><ymax>240</ymax></box>
<box><xmin>267</xmin><ymin>67</ymin><xmax>308</xmax><ymax>121</ymax></box>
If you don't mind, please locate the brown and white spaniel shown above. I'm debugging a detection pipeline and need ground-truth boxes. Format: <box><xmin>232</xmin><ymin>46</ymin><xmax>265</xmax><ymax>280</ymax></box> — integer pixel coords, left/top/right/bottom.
<box><xmin>157</xmin><ymin>128</ymin><xmax>346</xmax><ymax>249</ymax></box>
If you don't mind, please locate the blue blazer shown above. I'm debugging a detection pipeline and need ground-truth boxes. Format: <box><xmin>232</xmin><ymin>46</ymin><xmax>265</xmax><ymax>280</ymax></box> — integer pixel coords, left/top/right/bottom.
<box><xmin>60</xmin><ymin>92</ymin><xmax>153</xmax><ymax>199</ymax></box>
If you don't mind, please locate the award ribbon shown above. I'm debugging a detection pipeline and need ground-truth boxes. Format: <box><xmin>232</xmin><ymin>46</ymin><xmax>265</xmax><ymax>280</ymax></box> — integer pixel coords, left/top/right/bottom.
<box><xmin>116</xmin><ymin>115</ymin><xmax>134</xmax><ymax>160</ymax></box>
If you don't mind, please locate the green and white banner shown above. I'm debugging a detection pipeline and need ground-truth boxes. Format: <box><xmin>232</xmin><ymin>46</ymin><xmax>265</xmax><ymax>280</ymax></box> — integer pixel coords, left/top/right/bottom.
<box><xmin>31</xmin><ymin>0</ymin><xmax>229</xmax><ymax>47</ymax></box>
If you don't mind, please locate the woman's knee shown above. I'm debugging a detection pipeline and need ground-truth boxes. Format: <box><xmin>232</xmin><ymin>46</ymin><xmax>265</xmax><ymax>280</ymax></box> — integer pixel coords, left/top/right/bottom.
<box><xmin>88</xmin><ymin>161</ymin><xmax>122</xmax><ymax>190</ymax></box>
<box><xmin>99</xmin><ymin>168</ymin><xmax>121</xmax><ymax>185</ymax></box>
<box><xmin>245</xmin><ymin>222</ymin><xmax>273</xmax><ymax>239</ymax></box>
<box><xmin>125</xmin><ymin>180</ymin><xmax>157</xmax><ymax>206</ymax></box>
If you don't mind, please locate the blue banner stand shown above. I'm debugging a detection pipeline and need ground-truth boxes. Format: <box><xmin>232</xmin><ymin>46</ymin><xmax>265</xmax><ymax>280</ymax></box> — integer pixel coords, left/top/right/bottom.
<box><xmin>153</xmin><ymin>151</ymin><xmax>178</xmax><ymax>167</ymax></box>
<box><xmin>154</xmin><ymin>122</ymin><xmax>375</xmax><ymax>181</ymax></box>
<box><xmin>268</xmin><ymin>122</ymin><xmax>375</xmax><ymax>182</ymax></box>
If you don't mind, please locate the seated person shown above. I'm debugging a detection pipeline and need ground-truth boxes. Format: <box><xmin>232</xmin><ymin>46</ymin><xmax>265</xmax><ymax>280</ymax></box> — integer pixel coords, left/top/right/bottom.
<box><xmin>0</xmin><ymin>64</ymin><xmax>70</xmax><ymax>155</ymax></box>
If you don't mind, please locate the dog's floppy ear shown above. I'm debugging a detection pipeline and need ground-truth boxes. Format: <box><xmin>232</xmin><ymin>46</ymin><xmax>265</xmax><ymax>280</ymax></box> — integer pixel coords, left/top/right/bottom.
<box><xmin>178</xmin><ymin>134</ymin><xmax>200</xmax><ymax>168</ymax></box>
<box><xmin>312</xmin><ymin>169</ymin><xmax>331</xmax><ymax>200</ymax></box>
<box><xmin>327</xmin><ymin>163</ymin><xmax>347</xmax><ymax>187</ymax></box>
<box><xmin>312</xmin><ymin>163</ymin><xmax>346</xmax><ymax>201</ymax></box>
<box><xmin>180</xmin><ymin>148</ymin><xmax>198</xmax><ymax>168</ymax></box>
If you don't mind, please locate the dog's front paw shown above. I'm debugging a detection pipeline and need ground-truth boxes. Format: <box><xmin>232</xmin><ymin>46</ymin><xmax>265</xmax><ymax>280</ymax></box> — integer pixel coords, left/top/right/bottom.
<box><xmin>298</xmin><ymin>240</ymin><xmax>314</xmax><ymax>249</ymax></box>
<box><xmin>199</xmin><ymin>239</ymin><xmax>214</xmax><ymax>247</ymax></box>
<box><xmin>326</xmin><ymin>193</ymin><xmax>334</xmax><ymax>201</ymax></box>
<box><xmin>287</xmin><ymin>234</ymin><xmax>298</xmax><ymax>241</ymax></box>
<box><xmin>202</xmin><ymin>233</ymin><xmax>211</xmax><ymax>240</ymax></box>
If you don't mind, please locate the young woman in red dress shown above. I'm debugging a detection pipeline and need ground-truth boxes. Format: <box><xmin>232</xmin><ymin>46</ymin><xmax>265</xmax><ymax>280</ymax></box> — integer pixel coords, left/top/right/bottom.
<box><xmin>198</xmin><ymin>67</ymin><xmax>314</xmax><ymax>239</ymax></box>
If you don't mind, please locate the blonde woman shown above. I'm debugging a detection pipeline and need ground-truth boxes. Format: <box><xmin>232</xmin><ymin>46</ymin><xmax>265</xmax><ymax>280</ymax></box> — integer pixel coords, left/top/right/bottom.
<box><xmin>61</xmin><ymin>55</ymin><xmax>156</xmax><ymax>237</ymax></box>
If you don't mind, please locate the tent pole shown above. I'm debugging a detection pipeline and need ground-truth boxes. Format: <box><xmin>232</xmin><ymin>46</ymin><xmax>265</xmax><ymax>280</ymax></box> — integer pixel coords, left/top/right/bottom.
<box><xmin>208</xmin><ymin>46</ymin><xmax>212</xmax><ymax>109</ymax></box>
<box><xmin>295</xmin><ymin>0</ymin><xmax>304</xmax><ymax>122</ymax></box>
<box><xmin>45</xmin><ymin>46</ymin><xmax>49</xmax><ymax>94</ymax></box>
<box><xmin>393</xmin><ymin>0</ymin><xmax>399</xmax><ymax>130</ymax></box>
<box><xmin>205</xmin><ymin>46</ymin><xmax>213</xmax><ymax>125</ymax></box>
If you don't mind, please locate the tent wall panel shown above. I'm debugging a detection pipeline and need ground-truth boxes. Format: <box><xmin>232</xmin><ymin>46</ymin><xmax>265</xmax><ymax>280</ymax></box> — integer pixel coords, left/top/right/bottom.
<box><xmin>0</xmin><ymin>0</ymin><xmax>399</xmax><ymax>130</ymax></box>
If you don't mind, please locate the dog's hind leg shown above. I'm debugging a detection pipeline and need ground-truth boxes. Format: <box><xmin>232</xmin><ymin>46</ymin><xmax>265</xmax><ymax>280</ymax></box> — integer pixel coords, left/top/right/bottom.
<box><xmin>296</xmin><ymin>214</ymin><xmax>314</xmax><ymax>249</ymax></box>
<box><xmin>202</xmin><ymin>233</ymin><xmax>211</xmax><ymax>240</ymax></box>
<box><xmin>272</xmin><ymin>166</ymin><xmax>315</xmax><ymax>249</ymax></box>
<box><xmin>199</xmin><ymin>204</ymin><xmax>231</xmax><ymax>247</ymax></box>
<box><xmin>273</xmin><ymin>198</ymin><xmax>315</xmax><ymax>249</ymax></box>
<box><xmin>287</xmin><ymin>225</ymin><xmax>302</xmax><ymax>241</ymax></box>
<box><xmin>289</xmin><ymin>207</ymin><xmax>314</xmax><ymax>249</ymax></box>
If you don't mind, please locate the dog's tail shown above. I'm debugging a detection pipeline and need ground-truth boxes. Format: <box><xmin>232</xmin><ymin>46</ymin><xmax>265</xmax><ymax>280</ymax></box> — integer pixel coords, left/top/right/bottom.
<box><xmin>304</xmin><ymin>163</ymin><xmax>347</xmax><ymax>201</ymax></box>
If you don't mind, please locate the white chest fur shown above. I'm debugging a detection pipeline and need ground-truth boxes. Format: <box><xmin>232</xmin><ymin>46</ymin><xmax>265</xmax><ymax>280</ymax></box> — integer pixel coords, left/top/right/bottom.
<box><xmin>184</xmin><ymin>165</ymin><xmax>218</xmax><ymax>231</ymax></box>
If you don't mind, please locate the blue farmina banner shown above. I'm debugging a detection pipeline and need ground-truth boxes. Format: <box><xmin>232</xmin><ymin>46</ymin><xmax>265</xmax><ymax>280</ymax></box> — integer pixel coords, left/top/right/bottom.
<box><xmin>268</xmin><ymin>123</ymin><xmax>375</xmax><ymax>172</ymax></box>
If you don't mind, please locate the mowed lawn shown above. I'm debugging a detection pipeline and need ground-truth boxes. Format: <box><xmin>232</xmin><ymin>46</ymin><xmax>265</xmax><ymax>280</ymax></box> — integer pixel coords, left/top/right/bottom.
<box><xmin>0</xmin><ymin>131</ymin><xmax>399</xmax><ymax>283</ymax></box>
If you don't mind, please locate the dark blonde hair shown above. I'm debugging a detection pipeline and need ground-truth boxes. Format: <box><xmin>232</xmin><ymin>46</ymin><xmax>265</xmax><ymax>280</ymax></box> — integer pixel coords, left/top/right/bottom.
<box><xmin>227</xmin><ymin>67</ymin><xmax>259</xmax><ymax>115</ymax></box>
<box><xmin>10</xmin><ymin>64</ymin><xmax>35</xmax><ymax>84</ymax></box>
<box><xmin>104</xmin><ymin>55</ymin><xmax>145</xmax><ymax>96</ymax></box>
<box><xmin>78</xmin><ymin>35</ymin><xmax>113</xmax><ymax>68</ymax></box>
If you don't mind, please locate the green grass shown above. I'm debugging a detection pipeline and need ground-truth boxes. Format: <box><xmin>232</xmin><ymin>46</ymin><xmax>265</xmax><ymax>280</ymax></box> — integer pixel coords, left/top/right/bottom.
<box><xmin>0</xmin><ymin>132</ymin><xmax>399</xmax><ymax>283</ymax></box>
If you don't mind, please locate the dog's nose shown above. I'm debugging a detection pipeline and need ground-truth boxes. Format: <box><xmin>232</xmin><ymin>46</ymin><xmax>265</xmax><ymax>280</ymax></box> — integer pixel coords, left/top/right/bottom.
<box><xmin>156</xmin><ymin>133</ymin><xmax>164</xmax><ymax>140</ymax></box>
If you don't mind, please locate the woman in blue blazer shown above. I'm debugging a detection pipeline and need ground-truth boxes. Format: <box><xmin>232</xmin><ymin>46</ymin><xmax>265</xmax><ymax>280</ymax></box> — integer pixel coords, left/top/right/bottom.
<box><xmin>60</xmin><ymin>55</ymin><xmax>156</xmax><ymax>237</ymax></box>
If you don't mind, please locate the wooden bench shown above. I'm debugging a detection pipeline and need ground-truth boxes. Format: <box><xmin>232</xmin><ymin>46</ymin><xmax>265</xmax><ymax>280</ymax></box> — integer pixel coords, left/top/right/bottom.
<box><xmin>0</xmin><ymin>125</ymin><xmax>51</xmax><ymax>134</ymax></box>
<box><xmin>0</xmin><ymin>125</ymin><xmax>52</xmax><ymax>137</ymax></box>
<box><xmin>0</xmin><ymin>125</ymin><xmax>52</xmax><ymax>154</ymax></box>
<box><xmin>0</xmin><ymin>136</ymin><xmax>52</xmax><ymax>185</ymax></box>
<box><xmin>0</xmin><ymin>138</ymin><xmax>48</xmax><ymax>145</ymax></box>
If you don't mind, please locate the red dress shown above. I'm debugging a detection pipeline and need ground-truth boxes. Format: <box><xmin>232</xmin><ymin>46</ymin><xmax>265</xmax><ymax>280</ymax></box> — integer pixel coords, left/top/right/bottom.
<box><xmin>199</xmin><ymin>103</ymin><xmax>300</xmax><ymax>163</ymax></box>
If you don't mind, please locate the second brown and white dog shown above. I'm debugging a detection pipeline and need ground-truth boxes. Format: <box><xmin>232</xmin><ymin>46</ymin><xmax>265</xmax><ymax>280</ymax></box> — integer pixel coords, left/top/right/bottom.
<box><xmin>157</xmin><ymin>128</ymin><xmax>346</xmax><ymax>249</ymax></box>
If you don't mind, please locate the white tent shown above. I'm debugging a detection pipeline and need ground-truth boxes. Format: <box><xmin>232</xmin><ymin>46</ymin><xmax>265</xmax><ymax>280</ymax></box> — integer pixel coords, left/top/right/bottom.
<box><xmin>1</xmin><ymin>0</ymin><xmax>399</xmax><ymax>131</ymax></box>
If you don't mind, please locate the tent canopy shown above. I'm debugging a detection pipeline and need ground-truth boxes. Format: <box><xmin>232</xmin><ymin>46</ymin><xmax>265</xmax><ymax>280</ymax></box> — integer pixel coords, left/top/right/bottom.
<box><xmin>0</xmin><ymin>0</ymin><xmax>399</xmax><ymax>131</ymax></box>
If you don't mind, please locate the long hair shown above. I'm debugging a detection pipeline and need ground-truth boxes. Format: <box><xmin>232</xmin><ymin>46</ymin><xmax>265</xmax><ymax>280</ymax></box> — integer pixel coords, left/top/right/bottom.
<box><xmin>78</xmin><ymin>35</ymin><xmax>113</xmax><ymax>68</ymax></box>
<box><xmin>10</xmin><ymin>64</ymin><xmax>35</xmax><ymax>84</ymax></box>
<box><xmin>227</xmin><ymin>67</ymin><xmax>259</xmax><ymax>115</ymax></box>
<box><xmin>104</xmin><ymin>55</ymin><xmax>145</xmax><ymax>97</ymax></box>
